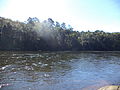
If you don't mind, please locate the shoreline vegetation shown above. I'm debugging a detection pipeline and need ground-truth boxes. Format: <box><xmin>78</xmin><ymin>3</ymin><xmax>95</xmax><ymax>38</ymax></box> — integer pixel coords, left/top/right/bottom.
<box><xmin>0</xmin><ymin>17</ymin><xmax>120</xmax><ymax>51</ymax></box>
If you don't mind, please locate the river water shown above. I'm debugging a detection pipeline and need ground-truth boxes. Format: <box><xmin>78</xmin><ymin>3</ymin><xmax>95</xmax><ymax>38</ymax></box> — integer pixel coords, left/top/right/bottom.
<box><xmin>0</xmin><ymin>51</ymin><xmax>120</xmax><ymax>90</ymax></box>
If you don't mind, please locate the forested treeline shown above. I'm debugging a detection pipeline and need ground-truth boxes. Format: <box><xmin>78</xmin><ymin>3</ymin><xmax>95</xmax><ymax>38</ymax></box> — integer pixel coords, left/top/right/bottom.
<box><xmin>0</xmin><ymin>17</ymin><xmax>120</xmax><ymax>51</ymax></box>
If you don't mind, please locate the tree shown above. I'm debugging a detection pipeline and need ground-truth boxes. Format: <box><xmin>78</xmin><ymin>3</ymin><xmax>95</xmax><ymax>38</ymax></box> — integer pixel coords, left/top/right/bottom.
<box><xmin>67</xmin><ymin>24</ymin><xmax>73</xmax><ymax>31</ymax></box>
<box><xmin>61</xmin><ymin>22</ymin><xmax>66</xmax><ymax>30</ymax></box>
<box><xmin>0</xmin><ymin>16</ymin><xmax>120</xmax><ymax>51</ymax></box>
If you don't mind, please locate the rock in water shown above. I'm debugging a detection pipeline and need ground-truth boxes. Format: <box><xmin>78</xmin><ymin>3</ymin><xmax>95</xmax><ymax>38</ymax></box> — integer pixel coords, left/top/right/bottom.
<box><xmin>0</xmin><ymin>84</ymin><xmax>10</xmax><ymax>88</ymax></box>
<box><xmin>98</xmin><ymin>85</ymin><xmax>120</xmax><ymax>90</ymax></box>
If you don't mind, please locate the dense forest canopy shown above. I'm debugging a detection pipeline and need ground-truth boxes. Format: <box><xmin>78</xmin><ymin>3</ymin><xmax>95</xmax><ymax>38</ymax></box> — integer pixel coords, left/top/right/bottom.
<box><xmin>0</xmin><ymin>16</ymin><xmax>120</xmax><ymax>51</ymax></box>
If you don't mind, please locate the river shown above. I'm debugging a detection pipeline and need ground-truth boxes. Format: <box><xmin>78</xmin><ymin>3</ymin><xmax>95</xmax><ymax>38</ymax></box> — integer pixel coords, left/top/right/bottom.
<box><xmin>0</xmin><ymin>51</ymin><xmax>120</xmax><ymax>90</ymax></box>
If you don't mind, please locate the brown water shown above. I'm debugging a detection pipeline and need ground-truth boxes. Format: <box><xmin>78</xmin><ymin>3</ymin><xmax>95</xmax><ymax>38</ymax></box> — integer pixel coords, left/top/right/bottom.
<box><xmin>0</xmin><ymin>51</ymin><xmax>120</xmax><ymax>90</ymax></box>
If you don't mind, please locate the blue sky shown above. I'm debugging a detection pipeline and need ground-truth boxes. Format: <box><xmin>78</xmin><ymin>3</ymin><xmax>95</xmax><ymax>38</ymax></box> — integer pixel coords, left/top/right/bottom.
<box><xmin>0</xmin><ymin>0</ymin><xmax>120</xmax><ymax>32</ymax></box>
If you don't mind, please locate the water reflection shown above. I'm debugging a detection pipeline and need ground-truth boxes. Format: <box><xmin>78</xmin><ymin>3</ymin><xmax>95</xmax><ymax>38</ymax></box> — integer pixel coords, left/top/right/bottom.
<box><xmin>0</xmin><ymin>51</ymin><xmax>120</xmax><ymax>90</ymax></box>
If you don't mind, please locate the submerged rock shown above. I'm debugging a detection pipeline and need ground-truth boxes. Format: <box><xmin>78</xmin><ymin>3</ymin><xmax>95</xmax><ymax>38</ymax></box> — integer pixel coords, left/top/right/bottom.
<box><xmin>98</xmin><ymin>85</ymin><xmax>120</xmax><ymax>90</ymax></box>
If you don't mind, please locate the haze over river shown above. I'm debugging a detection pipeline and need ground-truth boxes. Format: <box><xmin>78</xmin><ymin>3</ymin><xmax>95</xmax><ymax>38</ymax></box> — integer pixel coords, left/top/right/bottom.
<box><xmin>0</xmin><ymin>51</ymin><xmax>120</xmax><ymax>90</ymax></box>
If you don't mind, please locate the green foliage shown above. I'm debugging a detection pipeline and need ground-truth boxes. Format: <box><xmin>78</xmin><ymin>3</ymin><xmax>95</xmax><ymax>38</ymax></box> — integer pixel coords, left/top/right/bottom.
<box><xmin>0</xmin><ymin>16</ymin><xmax>120</xmax><ymax>51</ymax></box>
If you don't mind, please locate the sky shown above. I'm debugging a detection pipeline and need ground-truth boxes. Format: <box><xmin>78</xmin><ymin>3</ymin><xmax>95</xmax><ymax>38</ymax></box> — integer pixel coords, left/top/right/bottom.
<box><xmin>0</xmin><ymin>0</ymin><xmax>120</xmax><ymax>32</ymax></box>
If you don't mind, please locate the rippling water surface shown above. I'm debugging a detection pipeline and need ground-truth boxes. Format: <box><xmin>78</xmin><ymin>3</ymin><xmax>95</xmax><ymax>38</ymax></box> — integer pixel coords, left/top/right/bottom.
<box><xmin>0</xmin><ymin>51</ymin><xmax>120</xmax><ymax>90</ymax></box>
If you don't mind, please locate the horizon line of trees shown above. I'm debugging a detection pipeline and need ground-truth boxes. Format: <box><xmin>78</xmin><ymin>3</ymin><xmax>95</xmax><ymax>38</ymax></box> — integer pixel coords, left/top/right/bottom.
<box><xmin>0</xmin><ymin>16</ymin><xmax>120</xmax><ymax>51</ymax></box>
